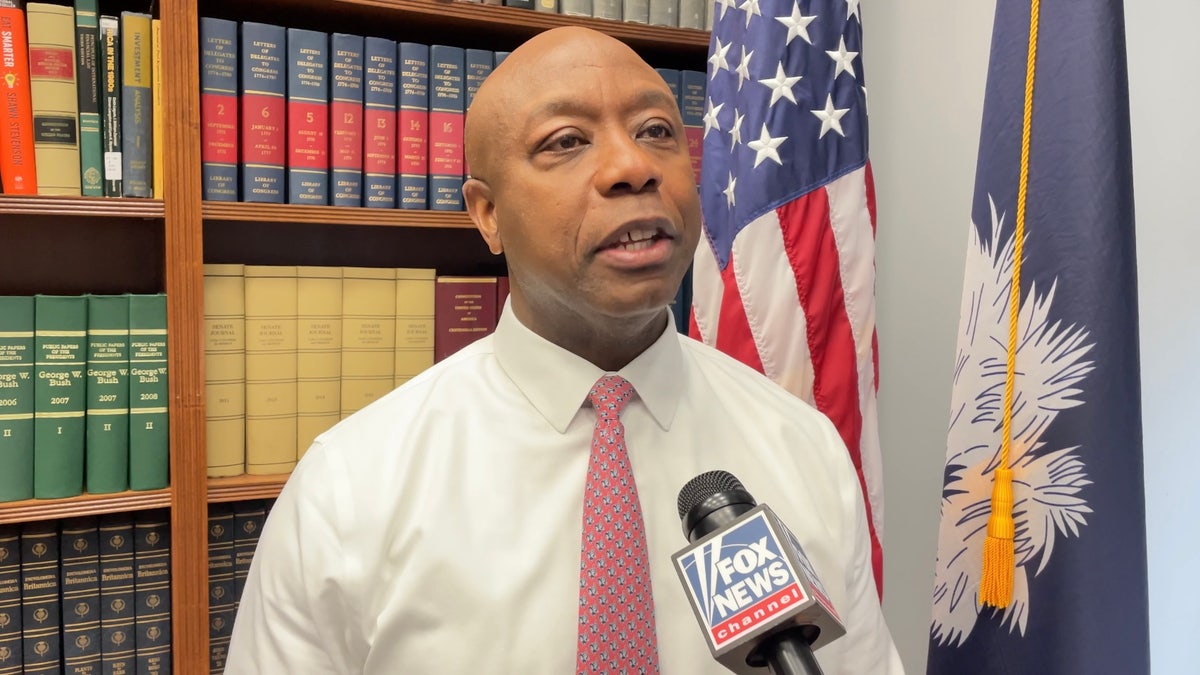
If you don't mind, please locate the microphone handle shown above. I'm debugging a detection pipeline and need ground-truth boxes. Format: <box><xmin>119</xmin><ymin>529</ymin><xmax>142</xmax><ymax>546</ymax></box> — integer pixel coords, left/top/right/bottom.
<box><xmin>751</xmin><ymin>628</ymin><xmax>825</xmax><ymax>675</ymax></box>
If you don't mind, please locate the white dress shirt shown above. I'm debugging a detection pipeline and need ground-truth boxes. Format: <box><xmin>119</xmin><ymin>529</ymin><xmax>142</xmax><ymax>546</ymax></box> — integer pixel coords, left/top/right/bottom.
<box><xmin>225</xmin><ymin>305</ymin><xmax>903</xmax><ymax>674</ymax></box>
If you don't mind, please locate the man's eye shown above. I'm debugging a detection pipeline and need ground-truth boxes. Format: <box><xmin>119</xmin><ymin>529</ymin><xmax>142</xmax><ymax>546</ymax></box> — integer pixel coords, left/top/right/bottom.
<box><xmin>544</xmin><ymin>134</ymin><xmax>585</xmax><ymax>152</ymax></box>
<box><xmin>640</xmin><ymin>123</ymin><xmax>673</xmax><ymax>140</ymax></box>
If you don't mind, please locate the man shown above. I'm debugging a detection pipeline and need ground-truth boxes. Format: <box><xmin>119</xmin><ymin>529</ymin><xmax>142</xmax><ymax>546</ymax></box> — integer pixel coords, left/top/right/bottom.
<box><xmin>225</xmin><ymin>26</ymin><xmax>903</xmax><ymax>674</ymax></box>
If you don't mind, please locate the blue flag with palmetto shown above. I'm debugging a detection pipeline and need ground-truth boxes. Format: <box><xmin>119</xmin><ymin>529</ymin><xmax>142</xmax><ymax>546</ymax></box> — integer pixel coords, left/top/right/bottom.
<box><xmin>926</xmin><ymin>1</ymin><xmax>1150</xmax><ymax>673</ymax></box>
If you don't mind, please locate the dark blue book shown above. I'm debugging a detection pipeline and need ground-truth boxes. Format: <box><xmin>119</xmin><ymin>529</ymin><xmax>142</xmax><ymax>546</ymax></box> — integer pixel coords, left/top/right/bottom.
<box><xmin>429</xmin><ymin>45</ymin><xmax>464</xmax><ymax>211</ymax></box>
<box><xmin>493</xmin><ymin>51</ymin><xmax>510</xmax><ymax>68</ymax></box>
<box><xmin>61</xmin><ymin>517</ymin><xmax>101</xmax><ymax>675</ymax></box>
<box><xmin>99</xmin><ymin>513</ymin><xmax>135</xmax><ymax>675</ymax></box>
<box><xmin>200</xmin><ymin>17</ymin><xmax>240</xmax><ymax>201</ymax></box>
<box><xmin>0</xmin><ymin>524</ymin><xmax>22</xmax><ymax>675</ymax></box>
<box><xmin>239</xmin><ymin>22</ymin><xmax>287</xmax><ymax>203</ymax></box>
<box><xmin>398</xmin><ymin>42</ymin><xmax>429</xmax><ymax>210</ymax></box>
<box><xmin>363</xmin><ymin>36</ymin><xmax>397</xmax><ymax>208</ymax></box>
<box><xmin>232</xmin><ymin>501</ymin><xmax>266</xmax><ymax>603</ymax></box>
<box><xmin>20</xmin><ymin>521</ymin><xmax>60</xmax><ymax>674</ymax></box>
<box><xmin>286</xmin><ymin>28</ymin><xmax>330</xmax><ymax>205</ymax></box>
<box><xmin>330</xmin><ymin>33</ymin><xmax>365</xmax><ymax>207</ymax></box>
<box><xmin>133</xmin><ymin>510</ymin><xmax>170</xmax><ymax>674</ymax></box>
<box><xmin>207</xmin><ymin>504</ymin><xmax>235</xmax><ymax>673</ymax></box>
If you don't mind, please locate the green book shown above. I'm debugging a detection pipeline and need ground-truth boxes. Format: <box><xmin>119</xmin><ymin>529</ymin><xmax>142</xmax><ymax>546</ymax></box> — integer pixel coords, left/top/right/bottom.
<box><xmin>85</xmin><ymin>294</ymin><xmax>130</xmax><ymax>494</ymax></box>
<box><xmin>74</xmin><ymin>0</ymin><xmax>103</xmax><ymax>196</ymax></box>
<box><xmin>128</xmin><ymin>294</ymin><xmax>167</xmax><ymax>490</ymax></box>
<box><xmin>0</xmin><ymin>297</ymin><xmax>35</xmax><ymax>502</ymax></box>
<box><xmin>33</xmin><ymin>295</ymin><xmax>88</xmax><ymax>499</ymax></box>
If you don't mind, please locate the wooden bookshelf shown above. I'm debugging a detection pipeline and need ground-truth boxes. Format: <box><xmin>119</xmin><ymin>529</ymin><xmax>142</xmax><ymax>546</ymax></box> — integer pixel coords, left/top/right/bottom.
<box><xmin>207</xmin><ymin>474</ymin><xmax>291</xmax><ymax>503</ymax></box>
<box><xmin>0</xmin><ymin>489</ymin><xmax>172</xmax><ymax>525</ymax></box>
<box><xmin>0</xmin><ymin>195</ymin><xmax>165</xmax><ymax>218</ymax></box>
<box><xmin>203</xmin><ymin>202</ymin><xmax>477</xmax><ymax>229</ymax></box>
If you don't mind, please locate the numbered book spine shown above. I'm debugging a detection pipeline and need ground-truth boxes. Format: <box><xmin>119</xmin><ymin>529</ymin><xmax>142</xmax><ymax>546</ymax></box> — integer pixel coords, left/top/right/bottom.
<box><xmin>232</xmin><ymin>501</ymin><xmax>265</xmax><ymax>602</ymax></box>
<box><xmin>60</xmin><ymin>517</ymin><xmax>101</xmax><ymax>675</ymax></box>
<box><xmin>98</xmin><ymin>513</ymin><xmax>134</xmax><ymax>675</ymax></box>
<box><xmin>206</xmin><ymin>504</ymin><xmax>235</xmax><ymax>673</ymax></box>
<box><xmin>397</xmin><ymin>41</ymin><xmax>428</xmax><ymax>210</ymax></box>
<box><xmin>85</xmin><ymin>294</ymin><xmax>130</xmax><ymax>494</ymax></box>
<box><xmin>394</xmin><ymin>268</ymin><xmax>436</xmax><ymax>388</ymax></box>
<box><xmin>118</xmin><ymin>12</ymin><xmax>152</xmax><ymax>197</ymax></box>
<box><xmin>296</xmin><ymin>266</ymin><xmax>342</xmax><ymax>459</ymax></box>
<box><xmin>340</xmin><ymin>267</ymin><xmax>396</xmax><ymax>417</ymax></box>
<box><xmin>428</xmin><ymin>45</ymin><xmax>464</xmax><ymax>211</ymax></box>
<box><xmin>240</xmin><ymin>21</ymin><xmax>286</xmax><ymax>203</ymax></box>
<box><xmin>203</xmin><ymin>264</ymin><xmax>246</xmax><ymax>478</ymax></box>
<box><xmin>680</xmin><ymin>69</ymin><xmax>705</xmax><ymax>186</ymax></box>
<box><xmin>0</xmin><ymin>2</ymin><xmax>38</xmax><ymax>194</ymax></box>
<box><xmin>362</xmin><ymin>36</ymin><xmax>397</xmax><ymax>208</ymax></box>
<box><xmin>74</xmin><ymin>0</ymin><xmax>103</xmax><ymax>196</ymax></box>
<box><xmin>0</xmin><ymin>524</ymin><xmax>22</xmax><ymax>675</ymax></box>
<box><xmin>20</xmin><ymin>521</ymin><xmax>60</xmax><ymax>673</ymax></box>
<box><xmin>33</xmin><ymin>295</ymin><xmax>87</xmax><ymax>499</ymax></box>
<box><xmin>286</xmin><ymin>27</ymin><xmax>329</xmax><ymax>205</ymax></box>
<box><xmin>26</xmin><ymin>1</ymin><xmax>81</xmax><ymax>195</ymax></box>
<box><xmin>330</xmin><ymin>33</ymin><xmax>364</xmax><ymax>206</ymax></box>
<box><xmin>244</xmin><ymin>266</ymin><xmax>298</xmax><ymax>474</ymax></box>
<box><xmin>98</xmin><ymin>15</ymin><xmax>121</xmax><ymax>197</ymax></box>
<box><xmin>133</xmin><ymin>510</ymin><xmax>170</xmax><ymax>674</ymax></box>
<box><xmin>128</xmin><ymin>294</ymin><xmax>168</xmax><ymax>491</ymax></box>
<box><xmin>199</xmin><ymin>17</ymin><xmax>239</xmax><ymax>201</ymax></box>
<box><xmin>0</xmin><ymin>296</ymin><xmax>35</xmax><ymax>502</ymax></box>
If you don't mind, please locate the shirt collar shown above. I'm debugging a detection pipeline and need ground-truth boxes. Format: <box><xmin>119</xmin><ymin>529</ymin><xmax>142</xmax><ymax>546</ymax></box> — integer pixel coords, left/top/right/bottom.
<box><xmin>493</xmin><ymin>301</ymin><xmax>684</xmax><ymax>434</ymax></box>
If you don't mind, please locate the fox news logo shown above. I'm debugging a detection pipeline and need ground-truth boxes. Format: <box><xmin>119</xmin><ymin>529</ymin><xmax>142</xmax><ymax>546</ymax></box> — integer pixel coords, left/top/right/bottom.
<box><xmin>677</xmin><ymin>511</ymin><xmax>807</xmax><ymax>649</ymax></box>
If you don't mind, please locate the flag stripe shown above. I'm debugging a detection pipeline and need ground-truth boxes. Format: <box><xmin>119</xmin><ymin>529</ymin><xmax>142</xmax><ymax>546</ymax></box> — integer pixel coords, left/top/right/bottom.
<box><xmin>714</xmin><ymin>251</ymin><xmax>765</xmax><ymax>373</ymax></box>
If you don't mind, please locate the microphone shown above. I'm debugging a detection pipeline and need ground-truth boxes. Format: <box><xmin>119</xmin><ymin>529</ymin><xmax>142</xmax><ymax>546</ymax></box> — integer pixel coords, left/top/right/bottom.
<box><xmin>671</xmin><ymin>470</ymin><xmax>847</xmax><ymax>675</ymax></box>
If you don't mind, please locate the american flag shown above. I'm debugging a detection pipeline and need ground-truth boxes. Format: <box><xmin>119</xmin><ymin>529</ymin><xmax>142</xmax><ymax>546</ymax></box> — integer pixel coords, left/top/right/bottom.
<box><xmin>689</xmin><ymin>0</ymin><xmax>883</xmax><ymax>594</ymax></box>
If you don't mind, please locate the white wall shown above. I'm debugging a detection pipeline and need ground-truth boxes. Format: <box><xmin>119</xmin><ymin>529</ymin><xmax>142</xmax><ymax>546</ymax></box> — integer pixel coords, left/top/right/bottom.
<box><xmin>866</xmin><ymin>1</ymin><xmax>1200</xmax><ymax>672</ymax></box>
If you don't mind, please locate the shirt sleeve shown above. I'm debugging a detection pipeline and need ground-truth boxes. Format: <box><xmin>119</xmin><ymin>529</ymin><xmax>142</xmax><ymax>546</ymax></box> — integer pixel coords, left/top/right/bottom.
<box><xmin>223</xmin><ymin>442</ymin><xmax>361</xmax><ymax>674</ymax></box>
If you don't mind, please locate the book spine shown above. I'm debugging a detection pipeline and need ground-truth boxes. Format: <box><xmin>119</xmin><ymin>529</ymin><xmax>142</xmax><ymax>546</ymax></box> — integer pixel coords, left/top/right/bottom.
<box><xmin>0</xmin><ymin>524</ymin><xmax>21</xmax><ymax>675</ymax></box>
<box><xmin>397</xmin><ymin>41</ymin><xmax>428</xmax><ymax>210</ymax></box>
<box><xmin>394</xmin><ymin>268</ymin><xmax>436</xmax><ymax>389</ymax></box>
<box><xmin>20</xmin><ymin>520</ymin><xmax>60</xmax><ymax>673</ymax></box>
<box><xmin>362</xmin><ymin>37</ymin><xmax>397</xmax><ymax>208</ymax></box>
<box><xmin>199</xmin><ymin>17</ymin><xmax>239</xmax><ymax>202</ymax></box>
<box><xmin>206</xmin><ymin>504</ymin><xmax>235</xmax><ymax>673</ymax></box>
<box><xmin>592</xmin><ymin>0</ymin><xmax>621</xmax><ymax>19</ymax></box>
<box><xmin>428</xmin><ymin>45</ymin><xmax>464</xmax><ymax>211</ymax></box>
<box><xmin>119</xmin><ymin>12</ymin><xmax>152</xmax><ymax>197</ymax></box>
<box><xmin>0</xmin><ymin>296</ymin><xmax>35</xmax><ymax>502</ymax></box>
<box><xmin>33</xmin><ymin>294</ymin><xmax>87</xmax><ymax>499</ymax></box>
<box><xmin>150</xmin><ymin>19</ymin><xmax>162</xmax><ymax>199</ymax></box>
<box><xmin>678</xmin><ymin>0</ymin><xmax>705</xmax><ymax>29</ymax></box>
<box><xmin>74</xmin><ymin>0</ymin><xmax>103</xmax><ymax>196</ymax></box>
<box><xmin>330</xmin><ymin>33</ymin><xmax>364</xmax><ymax>207</ymax></box>
<box><xmin>240</xmin><ymin>22</ymin><xmax>286</xmax><ymax>203</ymax></box>
<box><xmin>623</xmin><ymin>0</ymin><xmax>649</xmax><ymax>23</ymax></box>
<box><xmin>128</xmin><ymin>294</ymin><xmax>169</xmax><ymax>491</ymax></box>
<box><xmin>133</xmin><ymin>510</ymin><xmax>170</xmax><ymax>674</ymax></box>
<box><xmin>504</xmin><ymin>0</ymin><xmax>535</xmax><ymax>8</ymax></box>
<box><xmin>26</xmin><ymin>2</ymin><xmax>81</xmax><ymax>195</ymax></box>
<box><xmin>561</xmin><ymin>0</ymin><xmax>593</xmax><ymax>17</ymax></box>
<box><xmin>340</xmin><ymin>267</ymin><xmax>396</xmax><ymax>417</ymax></box>
<box><xmin>296</xmin><ymin>266</ymin><xmax>342</xmax><ymax>459</ymax></box>
<box><xmin>232</xmin><ymin>501</ymin><xmax>266</xmax><ymax>603</ymax></box>
<box><xmin>0</xmin><ymin>6</ymin><xmax>38</xmax><ymax>194</ymax></box>
<box><xmin>85</xmin><ymin>294</ymin><xmax>131</xmax><ymax>494</ymax></box>
<box><xmin>680</xmin><ymin>69</ymin><xmax>705</xmax><ymax>186</ymax></box>
<box><xmin>203</xmin><ymin>264</ymin><xmax>246</xmax><ymax>478</ymax></box>
<box><xmin>60</xmin><ymin>517</ymin><xmax>101</xmax><ymax>675</ymax></box>
<box><xmin>534</xmin><ymin>0</ymin><xmax>557</xmax><ymax>12</ymax></box>
<box><xmin>244</xmin><ymin>266</ymin><xmax>298</xmax><ymax>474</ymax></box>
<box><xmin>493</xmin><ymin>51</ymin><xmax>510</xmax><ymax>68</ymax></box>
<box><xmin>462</xmin><ymin>48</ymin><xmax>491</xmax><ymax>179</ymax></box>
<box><xmin>433</xmin><ymin>276</ymin><xmax>498</xmax><ymax>362</ymax></box>
<box><xmin>286</xmin><ymin>27</ymin><xmax>329</xmax><ymax>205</ymax></box>
<box><xmin>98</xmin><ymin>513</ymin><xmax>134</xmax><ymax>675</ymax></box>
<box><xmin>648</xmin><ymin>0</ymin><xmax>678</xmax><ymax>26</ymax></box>
<box><xmin>98</xmin><ymin>15</ymin><xmax>121</xmax><ymax>197</ymax></box>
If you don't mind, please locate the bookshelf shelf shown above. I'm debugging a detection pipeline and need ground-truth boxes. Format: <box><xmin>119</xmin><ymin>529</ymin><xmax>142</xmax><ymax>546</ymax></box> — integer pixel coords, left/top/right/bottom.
<box><xmin>0</xmin><ymin>489</ymin><xmax>173</xmax><ymax>526</ymax></box>
<box><xmin>202</xmin><ymin>202</ymin><xmax>478</xmax><ymax>229</ymax></box>
<box><xmin>208</xmin><ymin>473</ymin><xmax>291</xmax><ymax>503</ymax></box>
<box><xmin>0</xmin><ymin>195</ymin><xmax>165</xmax><ymax>218</ymax></box>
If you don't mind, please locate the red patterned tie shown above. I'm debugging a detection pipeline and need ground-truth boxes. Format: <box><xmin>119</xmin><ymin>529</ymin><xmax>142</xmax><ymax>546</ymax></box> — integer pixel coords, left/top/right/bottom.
<box><xmin>576</xmin><ymin>374</ymin><xmax>660</xmax><ymax>674</ymax></box>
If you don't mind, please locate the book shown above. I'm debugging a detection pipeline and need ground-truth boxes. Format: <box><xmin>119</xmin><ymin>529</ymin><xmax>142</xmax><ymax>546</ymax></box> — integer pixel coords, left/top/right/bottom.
<box><xmin>85</xmin><ymin>294</ymin><xmax>131</xmax><ymax>495</ymax></box>
<box><xmin>593</xmin><ymin>0</ymin><xmax>621</xmax><ymax>20</ymax></box>
<box><xmin>244</xmin><ymin>266</ymin><xmax>298</xmax><ymax>474</ymax></box>
<box><xmin>286</xmin><ymin>27</ymin><xmax>329</xmax><ymax>205</ymax></box>
<box><xmin>429</xmin><ymin>45</ymin><xmax>464</xmax><ymax>211</ymax></box>
<box><xmin>203</xmin><ymin>264</ymin><xmax>246</xmax><ymax>478</ymax></box>
<box><xmin>680</xmin><ymin>69</ymin><xmax>705</xmax><ymax>186</ymax></box>
<box><xmin>199</xmin><ymin>17</ymin><xmax>240</xmax><ymax>201</ymax></box>
<box><xmin>60</xmin><ymin>517</ymin><xmax>101</xmax><ymax>675</ymax></box>
<box><xmin>240</xmin><ymin>22</ymin><xmax>286</xmax><ymax>203</ymax></box>
<box><xmin>119</xmin><ymin>12</ymin><xmax>153</xmax><ymax>197</ymax></box>
<box><xmin>74</xmin><ymin>0</ymin><xmax>103</xmax><ymax>196</ymax></box>
<box><xmin>0</xmin><ymin>524</ymin><xmax>21</xmax><ymax>675</ymax></box>
<box><xmin>394</xmin><ymin>268</ymin><xmax>436</xmax><ymax>388</ymax></box>
<box><xmin>678</xmin><ymin>0</ymin><xmax>705</xmax><ymax>29</ymax></box>
<box><xmin>648</xmin><ymin>0</ymin><xmax>678</xmax><ymax>27</ymax></box>
<box><xmin>26</xmin><ymin>2</ymin><xmax>81</xmax><ymax>195</ymax></box>
<box><xmin>151</xmin><ymin>18</ymin><xmax>163</xmax><ymax>199</ymax></box>
<box><xmin>561</xmin><ymin>0</ymin><xmax>593</xmax><ymax>17</ymax></box>
<box><xmin>296</xmin><ymin>266</ymin><xmax>342</xmax><ymax>458</ymax></box>
<box><xmin>330</xmin><ymin>33</ymin><xmax>364</xmax><ymax>206</ymax></box>
<box><xmin>0</xmin><ymin>296</ymin><xmax>35</xmax><ymax>502</ymax></box>
<box><xmin>0</xmin><ymin>1</ymin><xmax>37</xmax><ymax>194</ymax></box>
<box><xmin>340</xmin><ymin>267</ymin><xmax>395</xmax><ymax>417</ymax></box>
<box><xmin>206</xmin><ymin>504</ymin><xmax>235</xmax><ymax>673</ymax></box>
<box><xmin>33</xmin><ymin>294</ymin><xmax>87</xmax><ymax>499</ymax></box>
<box><xmin>535</xmin><ymin>0</ymin><xmax>557</xmax><ymax>12</ymax></box>
<box><xmin>623</xmin><ymin>0</ymin><xmax>649</xmax><ymax>23</ymax></box>
<box><xmin>363</xmin><ymin>36</ymin><xmax>397</xmax><ymax>208</ymax></box>
<box><xmin>98</xmin><ymin>513</ymin><xmax>135</xmax><ymax>675</ymax></box>
<box><xmin>133</xmin><ymin>510</ymin><xmax>170</xmax><ymax>674</ymax></box>
<box><xmin>434</xmin><ymin>276</ymin><xmax>498</xmax><ymax>362</ymax></box>
<box><xmin>232</xmin><ymin>501</ymin><xmax>265</xmax><ymax>602</ymax></box>
<box><xmin>398</xmin><ymin>41</ymin><xmax>428</xmax><ymax>210</ymax></box>
<box><xmin>504</xmin><ymin>0</ymin><xmax>535</xmax><ymax>8</ymax></box>
<box><xmin>98</xmin><ymin>14</ymin><xmax>121</xmax><ymax>197</ymax></box>
<box><xmin>19</xmin><ymin>520</ymin><xmax>60</xmax><ymax>673</ymax></box>
<box><xmin>128</xmin><ymin>293</ymin><xmax>169</xmax><ymax>491</ymax></box>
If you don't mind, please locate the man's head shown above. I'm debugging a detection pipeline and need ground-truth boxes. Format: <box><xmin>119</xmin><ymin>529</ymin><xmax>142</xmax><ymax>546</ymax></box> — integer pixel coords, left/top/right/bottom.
<box><xmin>463</xmin><ymin>27</ymin><xmax>702</xmax><ymax>364</ymax></box>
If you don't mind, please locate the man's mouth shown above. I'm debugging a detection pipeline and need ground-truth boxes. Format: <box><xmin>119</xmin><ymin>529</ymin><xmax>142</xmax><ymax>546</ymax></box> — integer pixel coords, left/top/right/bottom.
<box><xmin>602</xmin><ymin>228</ymin><xmax>670</xmax><ymax>252</ymax></box>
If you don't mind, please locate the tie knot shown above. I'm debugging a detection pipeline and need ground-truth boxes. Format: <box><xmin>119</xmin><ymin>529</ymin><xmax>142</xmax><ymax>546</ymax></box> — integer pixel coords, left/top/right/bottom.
<box><xmin>588</xmin><ymin>374</ymin><xmax>635</xmax><ymax>421</ymax></box>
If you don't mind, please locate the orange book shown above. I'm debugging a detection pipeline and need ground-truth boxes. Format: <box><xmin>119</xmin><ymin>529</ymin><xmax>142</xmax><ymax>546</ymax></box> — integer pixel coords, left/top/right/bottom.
<box><xmin>0</xmin><ymin>1</ymin><xmax>37</xmax><ymax>194</ymax></box>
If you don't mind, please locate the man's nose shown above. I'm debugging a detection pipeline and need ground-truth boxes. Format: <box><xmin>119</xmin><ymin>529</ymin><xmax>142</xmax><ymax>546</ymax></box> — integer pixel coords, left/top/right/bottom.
<box><xmin>595</xmin><ymin>131</ymin><xmax>663</xmax><ymax>195</ymax></box>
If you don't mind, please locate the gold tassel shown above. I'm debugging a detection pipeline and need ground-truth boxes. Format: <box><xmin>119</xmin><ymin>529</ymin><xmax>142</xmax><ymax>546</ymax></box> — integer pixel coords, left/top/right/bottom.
<box><xmin>979</xmin><ymin>467</ymin><xmax>1015</xmax><ymax>608</ymax></box>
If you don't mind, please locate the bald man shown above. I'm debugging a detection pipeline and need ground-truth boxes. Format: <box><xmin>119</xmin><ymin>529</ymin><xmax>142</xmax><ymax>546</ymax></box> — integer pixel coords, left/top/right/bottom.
<box><xmin>225</xmin><ymin>27</ymin><xmax>903</xmax><ymax>674</ymax></box>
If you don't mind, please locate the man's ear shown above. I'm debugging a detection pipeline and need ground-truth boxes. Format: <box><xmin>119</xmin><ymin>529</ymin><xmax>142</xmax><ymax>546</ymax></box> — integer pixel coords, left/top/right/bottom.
<box><xmin>463</xmin><ymin>178</ymin><xmax>502</xmax><ymax>255</ymax></box>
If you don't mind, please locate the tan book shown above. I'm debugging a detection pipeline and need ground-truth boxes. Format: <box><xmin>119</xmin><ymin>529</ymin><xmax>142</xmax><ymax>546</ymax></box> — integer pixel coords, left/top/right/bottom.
<box><xmin>203</xmin><ymin>264</ymin><xmax>246</xmax><ymax>478</ymax></box>
<box><xmin>244</xmin><ymin>265</ymin><xmax>298</xmax><ymax>474</ymax></box>
<box><xmin>26</xmin><ymin>2</ymin><xmax>81</xmax><ymax>195</ymax></box>
<box><xmin>340</xmin><ymin>267</ymin><xmax>396</xmax><ymax>418</ymax></box>
<box><xmin>296</xmin><ymin>266</ymin><xmax>342</xmax><ymax>458</ymax></box>
<box><xmin>394</xmin><ymin>268</ymin><xmax>436</xmax><ymax>388</ymax></box>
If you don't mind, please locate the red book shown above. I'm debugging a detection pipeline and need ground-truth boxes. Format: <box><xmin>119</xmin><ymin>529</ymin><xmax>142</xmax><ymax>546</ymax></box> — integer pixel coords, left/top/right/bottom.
<box><xmin>434</xmin><ymin>276</ymin><xmax>498</xmax><ymax>362</ymax></box>
<box><xmin>0</xmin><ymin>4</ymin><xmax>38</xmax><ymax>194</ymax></box>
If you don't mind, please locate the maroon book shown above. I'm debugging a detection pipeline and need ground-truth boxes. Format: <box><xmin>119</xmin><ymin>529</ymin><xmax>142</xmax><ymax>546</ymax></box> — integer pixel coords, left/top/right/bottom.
<box><xmin>434</xmin><ymin>276</ymin><xmax>498</xmax><ymax>362</ymax></box>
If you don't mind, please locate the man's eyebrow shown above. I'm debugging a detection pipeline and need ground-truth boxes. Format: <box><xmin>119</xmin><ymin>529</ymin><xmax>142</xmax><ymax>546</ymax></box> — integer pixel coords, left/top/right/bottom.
<box><xmin>524</xmin><ymin>87</ymin><xmax>681</xmax><ymax>130</ymax></box>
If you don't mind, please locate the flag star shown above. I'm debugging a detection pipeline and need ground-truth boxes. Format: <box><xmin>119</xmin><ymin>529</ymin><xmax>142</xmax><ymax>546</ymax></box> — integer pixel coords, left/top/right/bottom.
<box><xmin>708</xmin><ymin>38</ymin><xmax>732</xmax><ymax>79</ymax></box>
<box><xmin>826</xmin><ymin>36</ymin><xmax>859</xmax><ymax>79</ymax></box>
<box><xmin>702</xmin><ymin>98</ymin><xmax>724</xmax><ymax>139</ymax></box>
<box><xmin>811</xmin><ymin>94</ymin><xmax>850</xmax><ymax>138</ymax></box>
<box><xmin>734</xmin><ymin>46</ymin><xmax>754</xmax><ymax>91</ymax></box>
<box><xmin>723</xmin><ymin>172</ymin><xmax>737</xmax><ymax>207</ymax></box>
<box><xmin>714</xmin><ymin>0</ymin><xmax>737</xmax><ymax>20</ymax></box>
<box><xmin>775</xmin><ymin>3</ymin><xmax>818</xmax><ymax>45</ymax></box>
<box><xmin>757</xmin><ymin>63</ymin><xmax>803</xmax><ymax>107</ymax></box>
<box><xmin>845</xmin><ymin>0</ymin><xmax>861</xmax><ymax>22</ymax></box>
<box><xmin>747</xmin><ymin>124</ymin><xmax>787</xmax><ymax>167</ymax></box>
<box><xmin>729</xmin><ymin>108</ymin><xmax>745</xmax><ymax>149</ymax></box>
<box><xmin>739</xmin><ymin>0</ymin><xmax>762</xmax><ymax>27</ymax></box>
